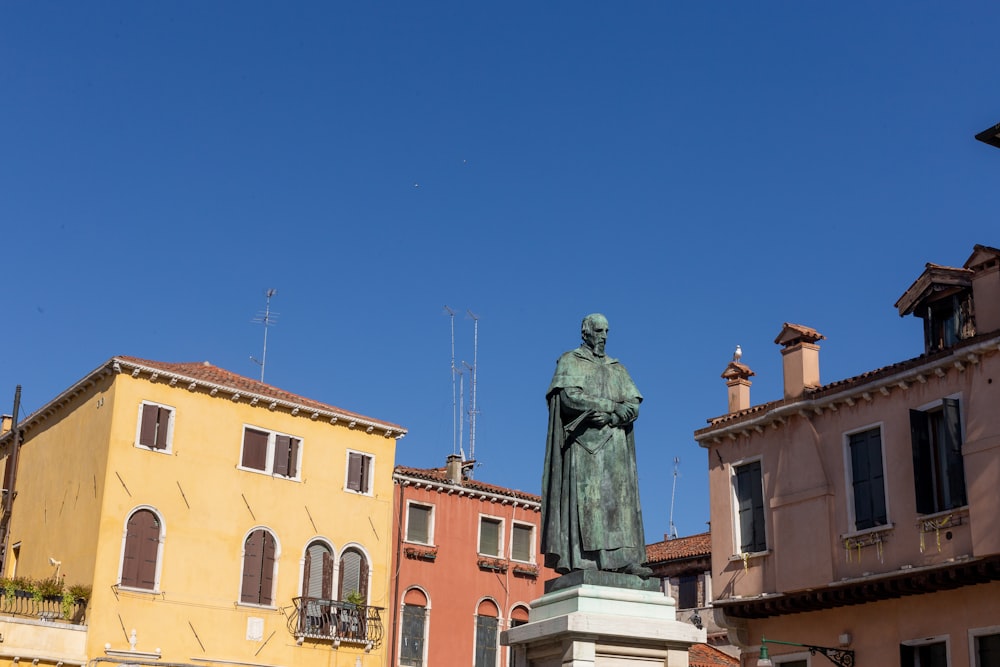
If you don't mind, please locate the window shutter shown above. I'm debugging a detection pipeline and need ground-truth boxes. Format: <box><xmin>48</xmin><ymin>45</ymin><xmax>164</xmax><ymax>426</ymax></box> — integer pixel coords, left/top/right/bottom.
<box><xmin>909</xmin><ymin>410</ymin><xmax>934</xmax><ymax>514</ymax></box>
<box><xmin>322</xmin><ymin>550</ymin><xmax>334</xmax><ymax>599</ymax></box>
<box><xmin>287</xmin><ymin>438</ymin><xmax>299</xmax><ymax>478</ymax></box>
<box><xmin>137</xmin><ymin>512</ymin><xmax>159</xmax><ymax>589</ymax></box>
<box><xmin>340</xmin><ymin>549</ymin><xmax>361</xmax><ymax>598</ymax></box>
<box><xmin>347</xmin><ymin>453</ymin><xmax>362</xmax><ymax>491</ymax></box>
<box><xmin>302</xmin><ymin>548</ymin><xmax>312</xmax><ymax>598</ymax></box>
<box><xmin>401</xmin><ymin>604</ymin><xmax>426</xmax><ymax>666</ymax></box>
<box><xmin>942</xmin><ymin>398</ymin><xmax>967</xmax><ymax>509</ymax></box>
<box><xmin>512</xmin><ymin>524</ymin><xmax>532</xmax><ymax>561</ymax></box>
<box><xmin>407</xmin><ymin>505</ymin><xmax>429</xmax><ymax>544</ymax></box>
<box><xmin>139</xmin><ymin>404</ymin><xmax>159</xmax><ymax>447</ymax></box>
<box><xmin>241</xmin><ymin>530</ymin><xmax>264</xmax><ymax>603</ymax></box>
<box><xmin>736</xmin><ymin>461</ymin><xmax>765</xmax><ymax>552</ymax></box>
<box><xmin>259</xmin><ymin>531</ymin><xmax>276</xmax><ymax>606</ymax></box>
<box><xmin>852</xmin><ymin>430</ymin><xmax>886</xmax><ymax>529</ymax></box>
<box><xmin>359</xmin><ymin>454</ymin><xmax>370</xmax><ymax>493</ymax></box>
<box><xmin>242</xmin><ymin>429</ymin><xmax>268</xmax><ymax>471</ymax></box>
<box><xmin>474</xmin><ymin>615</ymin><xmax>498</xmax><ymax>667</ymax></box>
<box><xmin>359</xmin><ymin>553</ymin><xmax>369</xmax><ymax>599</ymax></box>
<box><xmin>273</xmin><ymin>436</ymin><xmax>290</xmax><ymax>476</ymax></box>
<box><xmin>153</xmin><ymin>407</ymin><xmax>169</xmax><ymax>450</ymax></box>
<box><xmin>480</xmin><ymin>519</ymin><xmax>500</xmax><ymax>556</ymax></box>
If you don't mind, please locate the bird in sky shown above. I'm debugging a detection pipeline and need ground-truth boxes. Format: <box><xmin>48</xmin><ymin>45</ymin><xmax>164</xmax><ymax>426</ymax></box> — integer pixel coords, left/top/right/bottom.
<box><xmin>733</xmin><ymin>345</ymin><xmax>742</xmax><ymax>363</ymax></box>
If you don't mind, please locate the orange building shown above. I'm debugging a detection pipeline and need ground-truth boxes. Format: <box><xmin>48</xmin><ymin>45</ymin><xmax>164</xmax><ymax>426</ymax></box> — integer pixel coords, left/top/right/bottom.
<box><xmin>390</xmin><ymin>456</ymin><xmax>556</xmax><ymax>667</ymax></box>
<box><xmin>697</xmin><ymin>245</ymin><xmax>1000</xmax><ymax>666</ymax></box>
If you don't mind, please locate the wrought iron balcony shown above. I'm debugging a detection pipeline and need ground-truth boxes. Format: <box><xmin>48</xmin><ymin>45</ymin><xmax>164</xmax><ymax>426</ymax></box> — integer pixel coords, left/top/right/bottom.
<box><xmin>289</xmin><ymin>597</ymin><xmax>384</xmax><ymax>648</ymax></box>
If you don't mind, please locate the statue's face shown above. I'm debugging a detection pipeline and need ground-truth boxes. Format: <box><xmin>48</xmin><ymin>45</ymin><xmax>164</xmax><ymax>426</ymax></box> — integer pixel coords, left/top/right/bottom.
<box><xmin>583</xmin><ymin>320</ymin><xmax>608</xmax><ymax>355</ymax></box>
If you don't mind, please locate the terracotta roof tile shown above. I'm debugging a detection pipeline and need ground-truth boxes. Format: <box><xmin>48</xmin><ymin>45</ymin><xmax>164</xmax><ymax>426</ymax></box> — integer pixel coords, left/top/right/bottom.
<box><xmin>115</xmin><ymin>355</ymin><xmax>404</xmax><ymax>431</ymax></box>
<box><xmin>646</xmin><ymin>532</ymin><xmax>711</xmax><ymax>563</ymax></box>
<box><xmin>689</xmin><ymin>644</ymin><xmax>739</xmax><ymax>667</ymax></box>
<box><xmin>394</xmin><ymin>465</ymin><xmax>541</xmax><ymax>503</ymax></box>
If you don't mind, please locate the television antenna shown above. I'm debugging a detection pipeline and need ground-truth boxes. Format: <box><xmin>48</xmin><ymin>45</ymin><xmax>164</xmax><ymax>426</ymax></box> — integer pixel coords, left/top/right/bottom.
<box><xmin>464</xmin><ymin>309</ymin><xmax>480</xmax><ymax>470</ymax></box>
<box><xmin>250</xmin><ymin>289</ymin><xmax>278</xmax><ymax>383</ymax></box>
<box><xmin>444</xmin><ymin>306</ymin><xmax>459</xmax><ymax>456</ymax></box>
<box><xmin>668</xmin><ymin>457</ymin><xmax>680</xmax><ymax>539</ymax></box>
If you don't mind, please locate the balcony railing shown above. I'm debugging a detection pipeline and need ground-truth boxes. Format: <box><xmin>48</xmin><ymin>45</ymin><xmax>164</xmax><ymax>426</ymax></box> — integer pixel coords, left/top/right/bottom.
<box><xmin>0</xmin><ymin>590</ymin><xmax>88</xmax><ymax>625</ymax></box>
<box><xmin>289</xmin><ymin>597</ymin><xmax>384</xmax><ymax>648</ymax></box>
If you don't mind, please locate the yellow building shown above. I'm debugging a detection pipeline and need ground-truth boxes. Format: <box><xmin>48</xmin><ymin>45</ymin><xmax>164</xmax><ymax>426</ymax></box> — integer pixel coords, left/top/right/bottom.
<box><xmin>0</xmin><ymin>356</ymin><xmax>405</xmax><ymax>667</ymax></box>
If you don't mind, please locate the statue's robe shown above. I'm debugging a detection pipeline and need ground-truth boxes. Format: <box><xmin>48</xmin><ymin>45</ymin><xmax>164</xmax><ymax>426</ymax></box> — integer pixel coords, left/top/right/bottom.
<box><xmin>541</xmin><ymin>345</ymin><xmax>646</xmax><ymax>574</ymax></box>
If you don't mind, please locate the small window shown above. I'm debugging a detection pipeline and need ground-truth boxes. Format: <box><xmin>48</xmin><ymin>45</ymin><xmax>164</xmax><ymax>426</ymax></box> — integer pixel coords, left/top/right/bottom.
<box><xmin>406</xmin><ymin>503</ymin><xmax>433</xmax><ymax>545</ymax></box>
<box><xmin>121</xmin><ymin>509</ymin><xmax>162</xmax><ymax>591</ymax></box>
<box><xmin>848</xmin><ymin>427</ymin><xmax>888</xmax><ymax>531</ymax></box>
<box><xmin>733</xmin><ymin>460</ymin><xmax>766</xmax><ymax>553</ymax></box>
<box><xmin>239</xmin><ymin>426</ymin><xmax>301</xmax><ymax>479</ymax></box>
<box><xmin>346</xmin><ymin>451</ymin><xmax>373</xmax><ymax>494</ymax></box>
<box><xmin>975</xmin><ymin>632</ymin><xmax>1000</xmax><ymax>667</ymax></box>
<box><xmin>136</xmin><ymin>402</ymin><xmax>174</xmax><ymax>452</ymax></box>
<box><xmin>676</xmin><ymin>574</ymin><xmax>698</xmax><ymax>610</ymax></box>
<box><xmin>241</xmin><ymin>528</ymin><xmax>278</xmax><ymax>606</ymax></box>
<box><xmin>901</xmin><ymin>639</ymin><xmax>948</xmax><ymax>667</ymax></box>
<box><xmin>479</xmin><ymin>517</ymin><xmax>503</xmax><ymax>557</ymax></box>
<box><xmin>510</xmin><ymin>523</ymin><xmax>533</xmax><ymax>562</ymax></box>
<box><xmin>911</xmin><ymin>398</ymin><xmax>967</xmax><ymax>514</ymax></box>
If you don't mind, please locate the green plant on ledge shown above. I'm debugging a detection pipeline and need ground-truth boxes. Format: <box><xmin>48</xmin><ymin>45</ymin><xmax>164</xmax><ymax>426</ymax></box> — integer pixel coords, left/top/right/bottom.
<box><xmin>344</xmin><ymin>591</ymin><xmax>366</xmax><ymax>607</ymax></box>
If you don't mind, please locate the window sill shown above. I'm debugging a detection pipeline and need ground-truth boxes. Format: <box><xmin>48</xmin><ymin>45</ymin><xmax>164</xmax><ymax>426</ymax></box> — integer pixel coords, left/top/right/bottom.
<box><xmin>135</xmin><ymin>444</ymin><xmax>172</xmax><ymax>455</ymax></box>
<box><xmin>727</xmin><ymin>550</ymin><xmax>770</xmax><ymax>563</ymax></box>
<box><xmin>840</xmin><ymin>522</ymin><xmax>894</xmax><ymax>541</ymax></box>
<box><xmin>236</xmin><ymin>465</ymin><xmax>301</xmax><ymax>482</ymax></box>
<box><xmin>915</xmin><ymin>506</ymin><xmax>968</xmax><ymax>526</ymax></box>
<box><xmin>236</xmin><ymin>601</ymin><xmax>278</xmax><ymax>611</ymax></box>
<box><xmin>115</xmin><ymin>585</ymin><xmax>160</xmax><ymax>596</ymax></box>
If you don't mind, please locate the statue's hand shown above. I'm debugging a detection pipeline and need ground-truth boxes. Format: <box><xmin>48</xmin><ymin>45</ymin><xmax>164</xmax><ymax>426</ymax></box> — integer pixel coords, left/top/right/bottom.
<box><xmin>589</xmin><ymin>412</ymin><xmax>612</xmax><ymax>427</ymax></box>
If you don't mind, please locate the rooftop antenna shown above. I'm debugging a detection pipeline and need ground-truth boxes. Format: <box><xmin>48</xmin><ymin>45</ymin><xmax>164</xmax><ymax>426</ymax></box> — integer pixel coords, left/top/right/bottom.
<box><xmin>464</xmin><ymin>309</ymin><xmax>480</xmax><ymax>473</ymax></box>
<box><xmin>668</xmin><ymin>457</ymin><xmax>680</xmax><ymax>539</ymax></box>
<box><xmin>250</xmin><ymin>289</ymin><xmax>278</xmax><ymax>383</ymax></box>
<box><xmin>444</xmin><ymin>306</ymin><xmax>458</xmax><ymax>456</ymax></box>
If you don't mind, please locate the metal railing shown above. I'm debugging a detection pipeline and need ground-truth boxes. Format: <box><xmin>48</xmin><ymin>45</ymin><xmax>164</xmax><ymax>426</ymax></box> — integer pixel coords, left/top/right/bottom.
<box><xmin>0</xmin><ymin>590</ymin><xmax>88</xmax><ymax>624</ymax></box>
<box><xmin>289</xmin><ymin>597</ymin><xmax>384</xmax><ymax>648</ymax></box>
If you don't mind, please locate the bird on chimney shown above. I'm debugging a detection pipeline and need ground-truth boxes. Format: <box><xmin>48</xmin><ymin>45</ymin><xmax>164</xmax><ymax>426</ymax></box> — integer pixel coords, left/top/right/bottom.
<box><xmin>733</xmin><ymin>345</ymin><xmax>742</xmax><ymax>363</ymax></box>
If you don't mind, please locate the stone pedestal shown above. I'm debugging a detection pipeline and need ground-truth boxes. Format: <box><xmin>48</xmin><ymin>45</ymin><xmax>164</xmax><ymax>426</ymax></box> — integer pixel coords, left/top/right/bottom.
<box><xmin>502</xmin><ymin>572</ymin><xmax>705</xmax><ymax>667</ymax></box>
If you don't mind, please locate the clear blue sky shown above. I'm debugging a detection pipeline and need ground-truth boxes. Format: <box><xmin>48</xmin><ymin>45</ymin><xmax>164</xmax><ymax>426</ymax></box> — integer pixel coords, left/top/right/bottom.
<box><xmin>3</xmin><ymin>2</ymin><xmax>999</xmax><ymax>541</ymax></box>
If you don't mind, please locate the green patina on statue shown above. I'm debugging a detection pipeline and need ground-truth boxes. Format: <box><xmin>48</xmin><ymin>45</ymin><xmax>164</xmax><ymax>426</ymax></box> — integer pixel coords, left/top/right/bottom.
<box><xmin>541</xmin><ymin>314</ymin><xmax>652</xmax><ymax>579</ymax></box>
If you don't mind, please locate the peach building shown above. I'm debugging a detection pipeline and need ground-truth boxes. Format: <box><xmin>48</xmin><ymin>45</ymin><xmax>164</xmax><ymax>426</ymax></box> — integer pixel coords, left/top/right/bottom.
<box><xmin>390</xmin><ymin>458</ymin><xmax>556</xmax><ymax>667</ymax></box>
<box><xmin>696</xmin><ymin>245</ymin><xmax>1000</xmax><ymax>667</ymax></box>
<box><xmin>0</xmin><ymin>356</ymin><xmax>405</xmax><ymax>667</ymax></box>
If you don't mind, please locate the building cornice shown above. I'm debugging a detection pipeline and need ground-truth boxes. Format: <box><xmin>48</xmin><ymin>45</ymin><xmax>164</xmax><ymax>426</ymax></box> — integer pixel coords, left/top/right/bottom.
<box><xmin>695</xmin><ymin>333</ymin><xmax>1000</xmax><ymax>446</ymax></box>
<box><xmin>393</xmin><ymin>471</ymin><xmax>541</xmax><ymax>510</ymax></box>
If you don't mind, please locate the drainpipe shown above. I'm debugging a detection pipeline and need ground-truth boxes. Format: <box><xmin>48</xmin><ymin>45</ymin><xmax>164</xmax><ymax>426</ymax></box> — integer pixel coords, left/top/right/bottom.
<box><xmin>390</xmin><ymin>479</ymin><xmax>405</xmax><ymax>667</ymax></box>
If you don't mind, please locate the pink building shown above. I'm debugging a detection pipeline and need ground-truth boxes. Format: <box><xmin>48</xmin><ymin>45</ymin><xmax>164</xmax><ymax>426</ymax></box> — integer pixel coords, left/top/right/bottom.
<box><xmin>697</xmin><ymin>245</ymin><xmax>1000</xmax><ymax>667</ymax></box>
<box><xmin>389</xmin><ymin>456</ymin><xmax>556</xmax><ymax>667</ymax></box>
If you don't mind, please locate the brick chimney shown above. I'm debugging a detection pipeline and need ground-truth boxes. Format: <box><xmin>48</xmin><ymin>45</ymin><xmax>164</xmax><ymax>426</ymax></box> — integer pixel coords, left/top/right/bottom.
<box><xmin>722</xmin><ymin>362</ymin><xmax>755</xmax><ymax>414</ymax></box>
<box><xmin>445</xmin><ymin>454</ymin><xmax>464</xmax><ymax>485</ymax></box>
<box><xmin>775</xmin><ymin>323</ymin><xmax>826</xmax><ymax>400</ymax></box>
<box><xmin>966</xmin><ymin>244</ymin><xmax>1000</xmax><ymax>334</ymax></box>
<box><xmin>0</xmin><ymin>415</ymin><xmax>10</xmax><ymax>435</ymax></box>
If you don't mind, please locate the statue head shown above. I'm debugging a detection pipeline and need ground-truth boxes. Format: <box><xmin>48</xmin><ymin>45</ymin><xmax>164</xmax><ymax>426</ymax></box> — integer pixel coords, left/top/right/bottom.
<box><xmin>581</xmin><ymin>313</ymin><xmax>609</xmax><ymax>356</ymax></box>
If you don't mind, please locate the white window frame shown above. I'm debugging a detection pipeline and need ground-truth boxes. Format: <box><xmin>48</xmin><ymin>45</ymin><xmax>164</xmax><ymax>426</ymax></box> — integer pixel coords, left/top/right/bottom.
<box><xmin>238</xmin><ymin>425</ymin><xmax>303</xmax><ymax>481</ymax></box>
<box><xmin>912</xmin><ymin>393</ymin><xmax>968</xmax><ymax>515</ymax></box>
<box><xmin>969</xmin><ymin>625</ymin><xmax>1000</xmax><ymax>667</ymax></box>
<box><xmin>477</xmin><ymin>514</ymin><xmax>504</xmax><ymax>558</ymax></box>
<box><xmin>116</xmin><ymin>505</ymin><xmax>167</xmax><ymax>593</ymax></box>
<box><xmin>344</xmin><ymin>449</ymin><xmax>375</xmax><ymax>495</ymax></box>
<box><xmin>509</xmin><ymin>521</ymin><xmax>535</xmax><ymax>563</ymax></box>
<box><xmin>901</xmin><ymin>634</ymin><xmax>951</xmax><ymax>667</ymax></box>
<box><xmin>729</xmin><ymin>455</ymin><xmax>768</xmax><ymax>556</ymax></box>
<box><xmin>842</xmin><ymin>421</ymin><xmax>892</xmax><ymax>535</ymax></box>
<box><xmin>404</xmin><ymin>501</ymin><xmax>435</xmax><ymax>546</ymax></box>
<box><xmin>134</xmin><ymin>401</ymin><xmax>175</xmax><ymax>454</ymax></box>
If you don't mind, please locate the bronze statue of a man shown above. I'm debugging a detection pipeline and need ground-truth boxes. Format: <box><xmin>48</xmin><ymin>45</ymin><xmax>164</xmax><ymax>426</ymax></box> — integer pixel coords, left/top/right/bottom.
<box><xmin>541</xmin><ymin>313</ymin><xmax>651</xmax><ymax>577</ymax></box>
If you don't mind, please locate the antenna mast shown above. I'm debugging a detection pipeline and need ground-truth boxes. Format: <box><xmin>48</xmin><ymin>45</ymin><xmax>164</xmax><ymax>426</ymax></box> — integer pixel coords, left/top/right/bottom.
<box><xmin>250</xmin><ymin>289</ymin><xmax>278</xmax><ymax>382</ymax></box>
<box><xmin>668</xmin><ymin>457</ymin><xmax>680</xmax><ymax>539</ymax></box>
<box><xmin>444</xmin><ymin>306</ymin><xmax>458</xmax><ymax>456</ymax></box>
<box><xmin>465</xmin><ymin>309</ymin><xmax>480</xmax><ymax>466</ymax></box>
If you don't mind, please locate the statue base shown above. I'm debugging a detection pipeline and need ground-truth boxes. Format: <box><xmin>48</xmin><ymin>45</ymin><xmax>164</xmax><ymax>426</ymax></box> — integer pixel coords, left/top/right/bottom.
<box><xmin>544</xmin><ymin>569</ymin><xmax>660</xmax><ymax>594</ymax></box>
<box><xmin>502</xmin><ymin>579</ymin><xmax>705</xmax><ymax>667</ymax></box>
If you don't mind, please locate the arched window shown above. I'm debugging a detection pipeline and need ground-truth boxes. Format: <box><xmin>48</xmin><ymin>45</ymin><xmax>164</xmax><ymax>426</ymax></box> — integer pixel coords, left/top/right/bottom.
<box><xmin>507</xmin><ymin>606</ymin><xmax>530</xmax><ymax>667</ymax></box>
<box><xmin>241</xmin><ymin>528</ymin><xmax>278</xmax><ymax>606</ymax></box>
<box><xmin>303</xmin><ymin>541</ymin><xmax>334</xmax><ymax>600</ymax></box>
<box><xmin>338</xmin><ymin>547</ymin><xmax>369</xmax><ymax>603</ymax></box>
<box><xmin>475</xmin><ymin>599</ymin><xmax>500</xmax><ymax>667</ymax></box>
<box><xmin>400</xmin><ymin>588</ymin><xmax>429</xmax><ymax>667</ymax></box>
<box><xmin>121</xmin><ymin>509</ymin><xmax>162</xmax><ymax>590</ymax></box>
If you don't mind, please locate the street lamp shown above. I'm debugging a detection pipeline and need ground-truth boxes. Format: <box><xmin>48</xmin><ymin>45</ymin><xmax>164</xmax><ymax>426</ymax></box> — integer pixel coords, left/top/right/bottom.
<box><xmin>757</xmin><ymin>637</ymin><xmax>855</xmax><ymax>667</ymax></box>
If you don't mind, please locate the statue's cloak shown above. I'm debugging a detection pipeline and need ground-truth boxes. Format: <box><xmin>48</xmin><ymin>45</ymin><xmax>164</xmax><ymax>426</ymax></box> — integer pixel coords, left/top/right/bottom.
<box><xmin>541</xmin><ymin>346</ymin><xmax>646</xmax><ymax>574</ymax></box>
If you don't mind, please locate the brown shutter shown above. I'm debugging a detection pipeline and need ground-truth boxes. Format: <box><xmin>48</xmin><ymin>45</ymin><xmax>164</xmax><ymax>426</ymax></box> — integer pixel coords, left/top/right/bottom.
<box><xmin>242</xmin><ymin>429</ymin><xmax>268</xmax><ymax>471</ymax></box>
<box><xmin>302</xmin><ymin>548</ymin><xmax>312</xmax><ymax>598</ymax></box>
<box><xmin>287</xmin><ymin>438</ymin><xmax>299</xmax><ymax>478</ymax></box>
<box><xmin>260</xmin><ymin>531</ymin><xmax>276</xmax><ymax>605</ymax></box>
<box><xmin>153</xmin><ymin>407</ymin><xmax>169</xmax><ymax>450</ymax></box>
<box><xmin>241</xmin><ymin>530</ymin><xmax>263</xmax><ymax>603</ymax></box>
<box><xmin>359</xmin><ymin>553</ymin><xmax>369</xmax><ymax>599</ymax></box>
<box><xmin>360</xmin><ymin>454</ymin><xmax>370</xmax><ymax>493</ymax></box>
<box><xmin>273</xmin><ymin>436</ymin><xmax>290</xmax><ymax>476</ymax></box>
<box><xmin>139</xmin><ymin>404</ymin><xmax>159</xmax><ymax>447</ymax></box>
<box><xmin>137</xmin><ymin>512</ymin><xmax>159</xmax><ymax>588</ymax></box>
<box><xmin>121</xmin><ymin>513</ymin><xmax>144</xmax><ymax>587</ymax></box>
<box><xmin>347</xmin><ymin>453</ymin><xmax>362</xmax><ymax>491</ymax></box>
<box><xmin>322</xmin><ymin>550</ymin><xmax>334</xmax><ymax>599</ymax></box>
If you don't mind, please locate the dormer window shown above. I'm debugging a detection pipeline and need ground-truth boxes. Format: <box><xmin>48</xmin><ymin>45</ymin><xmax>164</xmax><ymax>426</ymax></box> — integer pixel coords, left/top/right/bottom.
<box><xmin>895</xmin><ymin>263</ymin><xmax>975</xmax><ymax>354</ymax></box>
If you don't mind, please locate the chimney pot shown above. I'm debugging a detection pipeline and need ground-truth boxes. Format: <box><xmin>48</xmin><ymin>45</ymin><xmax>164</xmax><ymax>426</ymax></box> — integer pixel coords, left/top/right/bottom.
<box><xmin>775</xmin><ymin>323</ymin><xmax>825</xmax><ymax>399</ymax></box>
<box><xmin>722</xmin><ymin>362</ymin><xmax>755</xmax><ymax>414</ymax></box>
